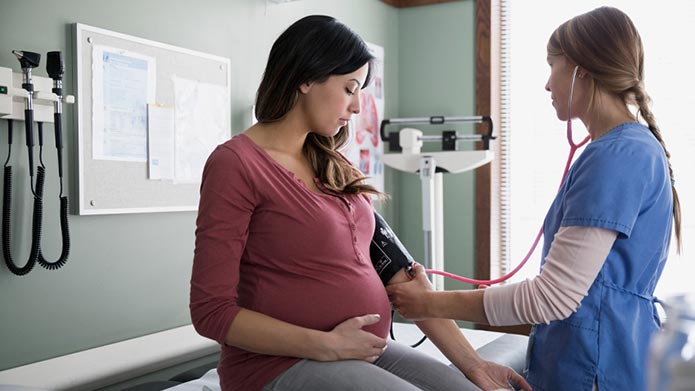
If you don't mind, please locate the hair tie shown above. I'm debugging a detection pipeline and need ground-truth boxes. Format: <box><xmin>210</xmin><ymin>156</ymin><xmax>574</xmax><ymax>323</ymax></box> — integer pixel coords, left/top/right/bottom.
<box><xmin>671</xmin><ymin>178</ymin><xmax>676</xmax><ymax>187</ymax></box>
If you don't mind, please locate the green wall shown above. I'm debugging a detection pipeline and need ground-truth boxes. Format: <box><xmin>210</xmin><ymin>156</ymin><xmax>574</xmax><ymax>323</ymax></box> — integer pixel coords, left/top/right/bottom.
<box><xmin>0</xmin><ymin>0</ymin><xmax>476</xmax><ymax>372</ymax></box>
<box><xmin>396</xmin><ymin>1</ymin><xmax>477</xmax><ymax>295</ymax></box>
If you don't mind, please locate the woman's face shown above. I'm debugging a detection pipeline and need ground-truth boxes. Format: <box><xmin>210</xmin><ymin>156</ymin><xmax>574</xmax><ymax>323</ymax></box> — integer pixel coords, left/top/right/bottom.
<box><xmin>299</xmin><ymin>63</ymin><xmax>369</xmax><ymax>137</ymax></box>
<box><xmin>545</xmin><ymin>54</ymin><xmax>588</xmax><ymax>121</ymax></box>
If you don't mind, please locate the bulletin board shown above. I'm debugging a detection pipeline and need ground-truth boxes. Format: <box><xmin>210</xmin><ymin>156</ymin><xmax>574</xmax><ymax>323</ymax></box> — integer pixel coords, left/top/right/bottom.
<box><xmin>74</xmin><ymin>23</ymin><xmax>231</xmax><ymax>215</ymax></box>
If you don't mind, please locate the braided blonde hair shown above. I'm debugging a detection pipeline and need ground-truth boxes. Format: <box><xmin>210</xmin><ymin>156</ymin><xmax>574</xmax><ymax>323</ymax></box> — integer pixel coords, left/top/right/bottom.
<box><xmin>548</xmin><ymin>6</ymin><xmax>681</xmax><ymax>252</ymax></box>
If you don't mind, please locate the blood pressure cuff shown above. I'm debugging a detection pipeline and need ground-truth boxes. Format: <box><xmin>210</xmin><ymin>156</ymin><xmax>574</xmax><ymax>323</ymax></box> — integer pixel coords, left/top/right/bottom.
<box><xmin>370</xmin><ymin>211</ymin><xmax>415</xmax><ymax>285</ymax></box>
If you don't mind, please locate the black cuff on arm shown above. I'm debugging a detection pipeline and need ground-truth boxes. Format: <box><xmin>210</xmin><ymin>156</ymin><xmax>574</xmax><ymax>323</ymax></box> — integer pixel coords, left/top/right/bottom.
<box><xmin>370</xmin><ymin>211</ymin><xmax>414</xmax><ymax>285</ymax></box>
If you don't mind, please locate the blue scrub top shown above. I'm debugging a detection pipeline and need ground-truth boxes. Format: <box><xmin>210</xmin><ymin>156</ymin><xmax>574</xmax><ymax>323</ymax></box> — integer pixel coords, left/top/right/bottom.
<box><xmin>526</xmin><ymin>122</ymin><xmax>673</xmax><ymax>391</ymax></box>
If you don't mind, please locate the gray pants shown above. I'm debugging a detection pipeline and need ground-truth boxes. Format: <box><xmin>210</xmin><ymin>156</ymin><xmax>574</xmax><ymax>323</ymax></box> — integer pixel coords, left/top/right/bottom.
<box><xmin>262</xmin><ymin>341</ymin><xmax>482</xmax><ymax>391</ymax></box>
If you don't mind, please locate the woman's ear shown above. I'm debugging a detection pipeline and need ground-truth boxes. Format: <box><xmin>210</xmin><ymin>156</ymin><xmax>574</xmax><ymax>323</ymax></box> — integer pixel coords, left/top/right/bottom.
<box><xmin>299</xmin><ymin>81</ymin><xmax>313</xmax><ymax>94</ymax></box>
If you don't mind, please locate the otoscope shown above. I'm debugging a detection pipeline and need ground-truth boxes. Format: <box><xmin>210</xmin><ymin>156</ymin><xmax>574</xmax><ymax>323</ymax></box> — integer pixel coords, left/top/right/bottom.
<box><xmin>11</xmin><ymin>50</ymin><xmax>39</xmax><ymax>187</ymax></box>
<box><xmin>2</xmin><ymin>51</ymin><xmax>44</xmax><ymax>275</ymax></box>
<box><xmin>34</xmin><ymin>51</ymin><xmax>70</xmax><ymax>270</ymax></box>
<box><xmin>46</xmin><ymin>51</ymin><xmax>65</xmax><ymax>183</ymax></box>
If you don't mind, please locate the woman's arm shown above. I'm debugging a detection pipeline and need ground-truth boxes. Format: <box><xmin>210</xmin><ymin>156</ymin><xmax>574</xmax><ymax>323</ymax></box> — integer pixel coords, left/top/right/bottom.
<box><xmin>387</xmin><ymin>270</ymin><xmax>531</xmax><ymax>390</ymax></box>
<box><xmin>484</xmin><ymin>226</ymin><xmax>617</xmax><ymax>325</ymax></box>
<box><xmin>385</xmin><ymin>266</ymin><xmax>488</xmax><ymax>323</ymax></box>
<box><xmin>225</xmin><ymin>309</ymin><xmax>386</xmax><ymax>362</ymax></box>
<box><xmin>387</xmin><ymin>226</ymin><xmax>617</xmax><ymax>325</ymax></box>
<box><xmin>387</xmin><ymin>270</ymin><xmax>484</xmax><ymax>370</ymax></box>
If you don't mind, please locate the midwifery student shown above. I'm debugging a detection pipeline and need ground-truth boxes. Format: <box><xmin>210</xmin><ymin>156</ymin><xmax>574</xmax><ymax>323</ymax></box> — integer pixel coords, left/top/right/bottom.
<box><xmin>388</xmin><ymin>6</ymin><xmax>681</xmax><ymax>391</ymax></box>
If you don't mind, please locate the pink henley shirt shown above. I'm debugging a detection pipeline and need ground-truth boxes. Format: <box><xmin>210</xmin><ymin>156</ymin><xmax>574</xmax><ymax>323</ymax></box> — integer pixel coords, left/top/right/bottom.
<box><xmin>190</xmin><ymin>134</ymin><xmax>391</xmax><ymax>391</ymax></box>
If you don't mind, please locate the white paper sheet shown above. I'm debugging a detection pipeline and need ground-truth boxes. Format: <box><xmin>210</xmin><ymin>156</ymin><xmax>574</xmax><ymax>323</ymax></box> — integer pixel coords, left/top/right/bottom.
<box><xmin>172</xmin><ymin>76</ymin><xmax>229</xmax><ymax>184</ymax></box>
<box><xmin>92</xmin><ymin>45</ymin><xmax>156</xmax><ymax>162</ymax></box>
<box><xmin>147</xmin><ymin>104</ymin><xmax>175</xmax><ymax>180</ymax></box>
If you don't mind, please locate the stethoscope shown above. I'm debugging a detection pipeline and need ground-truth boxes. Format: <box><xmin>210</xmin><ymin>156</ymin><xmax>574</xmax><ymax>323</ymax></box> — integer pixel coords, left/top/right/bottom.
<box><xmin>425</xmin><ymin>65</ymin><xmax>591</xmax><ymax>286</ymax></box>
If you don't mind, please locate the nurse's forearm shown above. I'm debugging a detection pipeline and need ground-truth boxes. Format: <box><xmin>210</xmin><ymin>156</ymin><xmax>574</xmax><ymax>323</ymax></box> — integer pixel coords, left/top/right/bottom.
<box><xmin>483</xmin><ymin>226</ymin><xmax>617</xmax><ymax>326</ymax></box>
<box><xmin>428</xmin><ymin>289</ymin><xmax>489</xmax><ymax>324</ymax></box>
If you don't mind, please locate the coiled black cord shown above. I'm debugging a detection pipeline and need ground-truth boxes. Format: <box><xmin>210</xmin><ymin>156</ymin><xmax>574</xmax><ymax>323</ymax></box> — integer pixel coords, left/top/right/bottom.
<box><xmin>2</xmin><ymin>167</ymin><xmax>43</xmax><ymax>276</ymax></box>
<box><xmin>2</xmin><ymin>119</ymin><xmax>45</xmax><ymax>276</ymax></box>
<box><xmin>34</xmin><ymin>165</ymin><xmax>69</xmax><ymax>270</ymax></box>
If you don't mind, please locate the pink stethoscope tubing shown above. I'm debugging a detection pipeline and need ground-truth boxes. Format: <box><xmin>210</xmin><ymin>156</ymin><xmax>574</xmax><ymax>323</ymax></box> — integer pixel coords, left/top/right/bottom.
<box><xmin>426</xmin><ymin>66</ymin><xmax>591</xmax><ymax>286</ymax></box>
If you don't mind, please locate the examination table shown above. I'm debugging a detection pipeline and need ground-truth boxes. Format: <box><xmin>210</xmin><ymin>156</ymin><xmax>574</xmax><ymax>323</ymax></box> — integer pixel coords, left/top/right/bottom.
<box><xmin>0</xmin><ymin>322</ymin><xmax>528</xmax><ymax>390</ymax></box>
<box><xmin>133</xmin><ymin>323</ymin><xmax>528</xmax><ymax>391</ymax></box>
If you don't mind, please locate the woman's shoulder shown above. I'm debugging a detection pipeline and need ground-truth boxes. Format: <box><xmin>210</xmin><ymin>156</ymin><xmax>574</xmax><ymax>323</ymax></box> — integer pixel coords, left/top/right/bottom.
<box><xmin>202</xmin><ymin>134</ymin><xmax>257</xmax><ymax>175</ymax></box>
<box><xmin>576</xmin><ymin>123</ymin><xmax>667</xmax><ymax>183</ymax></box>
<box><xmin>208</xmin><ymin>134</ymin><xmax>257</xmax><ymax>161</ymax></box>
<box><xmin>587</xmin><ymin>123</ymin><xmax>662</xmax><ymax>160</ymax></box>
<box><xmin>593</xmin><ymin>122</ymin><xmax>659</xmax><ymax>149</ymax></box>
<box><xmin>217</xmin><ymin>133</ymin><xmax>252</xmax><ymax>152</ymax></box>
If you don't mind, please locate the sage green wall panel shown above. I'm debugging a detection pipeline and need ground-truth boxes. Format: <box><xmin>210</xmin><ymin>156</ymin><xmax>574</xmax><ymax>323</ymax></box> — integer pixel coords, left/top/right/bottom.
<box><xmin>395</xmin><ymin>1</ymin><xmax>477</xmax><ymax>294</ymax></box>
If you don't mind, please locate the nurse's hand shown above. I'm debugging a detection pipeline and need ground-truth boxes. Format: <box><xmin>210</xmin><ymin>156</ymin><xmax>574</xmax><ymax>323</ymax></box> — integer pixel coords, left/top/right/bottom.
<box><xmin>466</xmin><ymin>360</ymin><xmax>533</xmax><ymax>391</ymax></box>
<box><xmin>386</xmin><ymin>263</ymin><xmax>435</xmax><ymax>320</ymax></box>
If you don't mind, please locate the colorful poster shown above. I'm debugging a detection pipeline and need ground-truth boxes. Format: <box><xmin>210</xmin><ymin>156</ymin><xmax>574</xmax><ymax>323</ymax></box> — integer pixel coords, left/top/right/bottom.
<box><xmin>344</xmin><ymin>42</ymin><xmax>385</xmax><ymax>193</ymax></box>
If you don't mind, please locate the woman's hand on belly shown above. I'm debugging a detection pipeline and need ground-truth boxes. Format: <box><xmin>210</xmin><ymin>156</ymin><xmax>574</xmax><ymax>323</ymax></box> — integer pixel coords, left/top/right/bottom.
<box><xmin>316</xmin><ymin>314</ymin><xmax>388</xmax><ymax>363</ymax></box>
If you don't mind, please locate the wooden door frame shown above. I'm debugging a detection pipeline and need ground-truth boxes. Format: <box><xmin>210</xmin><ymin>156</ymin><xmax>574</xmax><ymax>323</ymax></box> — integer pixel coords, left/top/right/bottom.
<box><xmin>475</xmin><ymin>0</ymin><xmax>531</xmax><ymax>335</ymax></box>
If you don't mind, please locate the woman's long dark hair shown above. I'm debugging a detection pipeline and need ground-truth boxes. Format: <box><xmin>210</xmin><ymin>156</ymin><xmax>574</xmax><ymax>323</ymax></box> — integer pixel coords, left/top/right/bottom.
<box><xmin>255</xmin><ymin>15</ymin><xmax>382</xmax><ymax>196</ymax></box>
